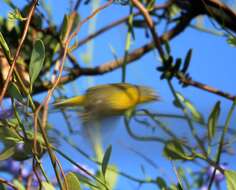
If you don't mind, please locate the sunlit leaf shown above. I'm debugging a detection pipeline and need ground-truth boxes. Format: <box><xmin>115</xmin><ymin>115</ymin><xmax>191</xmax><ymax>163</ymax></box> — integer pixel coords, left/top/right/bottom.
<box><xmin>208</xmin><ymin>101</ymin><xmax>220</xmax><ymax>141</ymax></box>
<box><xmin>42</xmin><ymin>182</ymin><xmax>55</xmax><ymax>190</ymax></box>
<box><xmin>13</xmin><ymin>179</ymin><xmax>25</xmax><ymax>190</ymax></box>
<box><xmin>8</xmin><ymin>9</ymin><xmax>26</xmax><ymax>21</ymax></box>
<box><xmin>169</xmin><ymin>4</ymin><xmax>181</xmax><ymax>18</ymax></box>
<box><xmin>106</xmin><ymin>165</ymin><xmax>118</xmax><ymax>189</ymax></box>
<box><xmin>63</xmin><ymin>172</ymin><xmax>81</xmax><ymax>190</ymax></box>
<box><xmin>225</xmin><ymin>170</ymin><xmax>236</xmax><ymax>190</ymax></box>
<box><xmin>60</xmin><ymin>14</ymin><xmax>69</xmax><ymax>41</ymax></box>
<box><xmin>0</xmin><ymin>146</ymin><xmax>15</xmax><ymax>160</ymax></box>
<box><xmin>176</xmin><ymin>93</ymin><xmax>204</xmax><ymax>123</ymax></box>
<box><xmin>163</xmin><ymin>140</ymin><xmax>194</xmax><ymax>160</ymax></box>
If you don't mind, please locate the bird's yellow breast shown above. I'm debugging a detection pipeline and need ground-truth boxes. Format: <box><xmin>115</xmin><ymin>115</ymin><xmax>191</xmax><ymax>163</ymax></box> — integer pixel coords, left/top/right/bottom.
<box><xmin>107</xmin><ymin>87</ymin><xmax>140</xmax><ymax>111</ymax></box>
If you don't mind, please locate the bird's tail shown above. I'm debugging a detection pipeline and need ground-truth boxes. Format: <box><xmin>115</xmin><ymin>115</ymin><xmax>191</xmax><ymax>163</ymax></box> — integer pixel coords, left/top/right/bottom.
<box><xmin>53</xmin><ymin>95</ymin><xmax>85</xmax><ymax>107</ymax></box>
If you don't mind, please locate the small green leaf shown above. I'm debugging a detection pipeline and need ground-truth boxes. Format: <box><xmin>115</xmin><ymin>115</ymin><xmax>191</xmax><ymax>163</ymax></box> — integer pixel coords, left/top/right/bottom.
<box><xmin>0</xmin><ymin>146</ymin><xmax>16</xmax><ymax>160</ymax></box>
<box><xmin>13</xmin><ymin>179</ymin><xmax>25</xmax><ymax>190</ymax></box>
<box><xmin>163</xmin><ymin>140</ymin><xmax>194</xmax><ymax>160</ymax></box>
<box><xmin>169</xmin><ymin>4</ymin><xmax>181</xmax><ymax>18</ymax></box>
<box><xmin>125</xmin><ymin>108</ymin><xmax>134</xmax><ymax>120</ymax></box>
<box><xmin>164</xmin><ymin>41</ymin><xmax>171</xmax><ymax>56</ymax></box>
<box><xmin>29</xmin><ymin>40</ymin><xmax>45</xmax><ymax>88</ymax></box>
<box><xmin>227</xmin><ymin>36</ymin><xmax>236</xmax><ymax>47</ymax></box>
<box><xmin>63</xmin><ymin>172</ymin><xmax>81</xmax><ymax>190</ymax></box>
<box><xmin>42</xmin><ymin>182</ymin><xmax>55</xmax><ymax>190</ymax></box>
<box><xmin>8</xmin><ymin>9</ymin><xmax>26</xmax><ymax>21</ymax></box>
<box><xmin>147</xmin><ymin>0</ymin><xmax>155</xmax><ymax>10</ymax></box>
<box><xmin>60</xmin><ymin>15</ymin><xmax>69</xmax><ymax>41</ymax></box>
<box><xmin>0</xmin><ymin>126</ymin><xmax>21</xmax><ymax>143</ymax></box>
<box><xmin>0</xmin><ymin>32</ymin><xmax>12</xmax><ymax>60</ymax></box>
<box><xmin>107</xmin><ymin>165</ymin><xmax>118</xmax><ymax>189</ymax></box>
<box><xmin>208</xmin><ymin>101</ymin><xmax>220</xmax><ymax>141</ymax></box>
<box><xmin>156</xmin><ymin>177</ymin><xmax>167</xmax><ymax>189</ymax></box>
<box><xmin>71</xmin><ymin>13</ymin><xmax>80</xmax><ymax>32</ymax></box>
<box><xmin>102</xmin><ymin>145</ymin><xmax>112</xmax><ymax>176</ymax></box>
<box><xmin>7</xmin><ymin>82</ymin><xmax>23</xmax><ymax>102</ymax></box>
<box><xmin>225</xmin><ymin>170</ymin><xmax>236</xmax><ymax>190</ymax></box>
<box><xmin>176</xmin><ymin>93</ymin><xmax>204</xmax><ymax>123</ymax></box>
<box><xmin>182</xmin><ymin>49</ymin><xmax>192</xmax><ymax>73</ymax></box>
<box><xmin>174</xmin><ymin>58</ymin><xmax>182</xmax><ymax>72</ymax></box>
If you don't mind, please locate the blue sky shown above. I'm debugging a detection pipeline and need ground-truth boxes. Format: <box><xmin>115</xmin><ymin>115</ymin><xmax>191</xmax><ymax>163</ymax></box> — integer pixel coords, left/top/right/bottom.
<box><xmin>0</xmin><ymin>0</ymin><xmax>236</xmax><ymax>189</ymax></box>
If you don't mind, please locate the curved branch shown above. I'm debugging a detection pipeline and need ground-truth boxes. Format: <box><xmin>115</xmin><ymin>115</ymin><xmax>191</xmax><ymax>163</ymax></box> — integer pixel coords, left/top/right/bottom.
<box><xmin>33</xmin><ymin>13</ymin><xmax>193</xmax><ymax>94</ymax></box>
<box><xmin>175</xmin><ymin>0</ymin><xmax>236</xmax><ymax>32</ymax></box>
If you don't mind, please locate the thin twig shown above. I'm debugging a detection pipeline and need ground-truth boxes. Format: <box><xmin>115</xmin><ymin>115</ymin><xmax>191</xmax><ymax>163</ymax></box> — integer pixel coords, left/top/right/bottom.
<box><xmin>0</xmin><ymin>0</ymin><xmax>39</xmax><ymax>104</ymax></box>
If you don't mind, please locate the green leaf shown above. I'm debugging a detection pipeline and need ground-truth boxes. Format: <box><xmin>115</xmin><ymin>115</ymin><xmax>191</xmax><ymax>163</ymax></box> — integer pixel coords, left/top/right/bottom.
<box><xmin>0</xmin><ymin>146</ymin><xmax>16</xmax><ymax>160</ymax></box>
<box><xmin>169</xmin><ymin>4</ymin><xmax>181</xmax><ymax>18</ymax></box>
<box><xmin>125</xmin><ymin>108</ymin><xmax>134</xmax><ymax>120</ymax></box>
<box><xmin>182</xmin><ymin>49</ymin><xmax>192</xmax><ymax>73</ymax></box>
<box><xmin>29</xmin><ymin>39</ymin><xmax>45</xmax><ymax>88</ymax></box>
<box><xmin>42</xmin><ymin>182</ymin><xmax>55</xmax><ymax>190</ymax></box>
<box><xmin>208</xmin><ymin>101</ymin><xmax>220</xmax><ymax>141</ymax></box>
<box><xmin>94</xmin><ymin>165</ymin><xmax>118</xmax><ymax>190</ymax></box>
<box><xmin>8</xmin><ymin>9</ymin><xmax>26</xmax><ymax>21</ymax></box>
<box><xmin>174</xmin><ymin>58</ymin><xmax>182</xmax><ymax>72</ymax></box>
<box><xmin>63</xmin><ymin>172</ymin><xmax>81</xmax><ymax>190</ymax></box>
<box><xmin>13</xmin><ymin>180</ymin><xmax>25</xmax><ymax>190</ymax></box>
<box><xmin>163</xmin><ymin>140</ymin><xmax>194</xmax><ymax>160</ymax></box>
<box><xmin>147</xmin><ymin>0</ymin><xmax>155</xmax><ymax>10</ymax></box>
<box><xmin>0</xmin><ymin>126</ymin><xmax>21</xmax><ymax>143</ymax></box>
<box><xmin>7</xmin><ymin>82</ymin><xmax>23</xmax><ymax>102</ymax></box>
<box><xmin>0</xmin><ymin>32</ymin><xmax>12</xmax><ymax>60</ymax></box>
<box><xmin>102</xmin><ymin>145</ymin><xmax>112</xmax><ymax>176</ymax></box>
<box><xmin>60</xmin><ymin>15</ymin><xmax>69</xmax><ymax>41</ymax></box>
<box><xmin>164</xmin><ymin>41</ymin><xmax>171</xmax><ymax>56</ymax></box>
<box><xmin>225</xmin><ymin>170</ymin><xmax>236</xmax><ymax>190</ymax></box>
<box><xmin>106</xmin><ymin>165</ymin><xmax>118</xmax><ymax>189</ymax></box>
<box><xmin>227</xmin><ymin>36</ymin><xmax>236</xmax><ymax>47</ymax></box>
<box><xmin>176</xmin><ymin>93</ymin><xmax>204</xmax><ymax>123</ymax></box>
<box><xmin>156</xmin><ymin>177</ymin><xmax>167</xmax><ymax>189</ymax></box>
<box><xmin>71</xmin><ymin>12</ymin><xmax>80</xmax><ymax>32</ymax></box>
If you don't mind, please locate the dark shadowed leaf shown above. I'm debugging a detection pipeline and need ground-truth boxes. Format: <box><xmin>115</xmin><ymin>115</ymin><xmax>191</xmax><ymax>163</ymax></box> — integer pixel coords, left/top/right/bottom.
<box><xmin>102</xmin><ymin>145</ymin><xmax>112</xmax><ymax>176</ymax></box>
<box><xmin>227</xmin><ymin>36</ymin><xmax>236</xmax><ymax>47</ymax></box>
<box><xmin>7</xmin><ymin>82</ymin><xmax>23</xmax><ymax>102</ymax></box>
<box><xmin>182</xmin><ymin>49</ymin><xmax>192</xmax><ymax>73</ymax></box>
<box><xmin>29</xmin><ymin>40</ymin><xmax>45</xmax><ymax>88</ymax></box>
<box><xmin>0</xmin><ymin>32</ymin><xmax>12</xmax><ymax>60</ymax></box>
<box><xmin>156</xmin><ymin>177</ymin><xmax>167</xmax><ymax>189</ymax></box>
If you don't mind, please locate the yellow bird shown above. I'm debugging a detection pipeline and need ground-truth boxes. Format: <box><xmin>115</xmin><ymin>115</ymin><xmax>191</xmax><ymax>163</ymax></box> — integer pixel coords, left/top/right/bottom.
<box><xmin>53</xmin><ymin>83</ymin><xmax>158</xmax><ymax>121</ymax></box>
